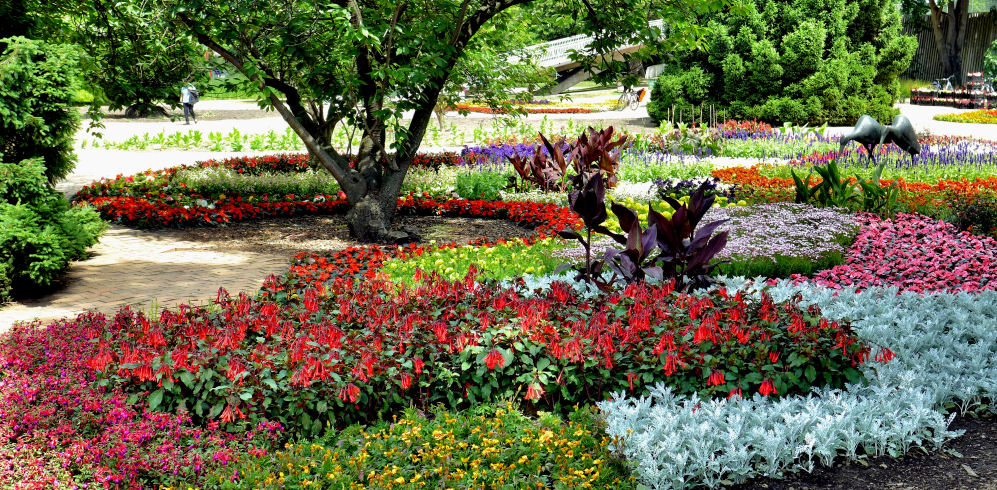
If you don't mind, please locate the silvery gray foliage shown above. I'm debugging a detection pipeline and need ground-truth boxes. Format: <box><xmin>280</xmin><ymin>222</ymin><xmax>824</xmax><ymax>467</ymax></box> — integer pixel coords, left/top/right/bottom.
<box><xmin>598</xmin><ymin>279</ymin><xmax>997</xmax><ymax>489</ymax></box>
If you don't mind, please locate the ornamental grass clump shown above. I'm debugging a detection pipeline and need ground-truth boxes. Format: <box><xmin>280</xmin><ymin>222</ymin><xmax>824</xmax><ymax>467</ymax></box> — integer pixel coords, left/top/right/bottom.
<box><xmin>707</xmin><ymin>203</ymin><xmax>860</xmax><ymax>278</ymax></box>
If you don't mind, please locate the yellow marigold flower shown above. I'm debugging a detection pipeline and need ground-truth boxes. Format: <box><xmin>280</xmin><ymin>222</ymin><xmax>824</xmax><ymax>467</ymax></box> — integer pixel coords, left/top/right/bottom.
<box><xmin>394</xmin><ymin>477</ymin><xmax>406</xmax><ymax>484</ymax></box>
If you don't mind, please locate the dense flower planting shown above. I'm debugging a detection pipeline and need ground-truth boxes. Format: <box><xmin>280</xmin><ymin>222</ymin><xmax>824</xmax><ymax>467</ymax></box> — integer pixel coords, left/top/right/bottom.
<box><xmin>712</xmin><ymin>164</ymin><xmax>997</xmax><ymax>211</ymax></box>
<box><xmin>934</xmin><ymin>108</ymin><xmax>997</xmax><ymax>124</ymax></box>
<box><xmin>707</xmin><ymin>203</ymin><xmax>859</xmax><ymax>277</ymax></box>
<box><xmin>85</xmin><ymin>255</ymin><xmax>874</xmax><ymax>435</ymax></box>
<box><xmin>0</xmin><ymin>314</ymin><xmax>282</xmax><ymax>488</ymax></box>
<box><xmin>208</xmin><ymin>404</ymin><xmax>635</xmax><ymax>488</ymax></box>
<box><xmin>805</xmin><ymin>214</ymin><xmax>997</xmax><ymax>293</ymax></box>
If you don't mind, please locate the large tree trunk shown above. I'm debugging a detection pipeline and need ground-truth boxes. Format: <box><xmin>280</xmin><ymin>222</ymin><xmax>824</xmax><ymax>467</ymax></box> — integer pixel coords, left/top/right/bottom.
<box><xmin>343</xmin><ymin>150</ymin><xmax>419</xmax><ymax>243</ymax></box>
<box><xmin>929</xmin><ymin>0</ymin><xmax>970</xmax><ymax>87</ymax></box>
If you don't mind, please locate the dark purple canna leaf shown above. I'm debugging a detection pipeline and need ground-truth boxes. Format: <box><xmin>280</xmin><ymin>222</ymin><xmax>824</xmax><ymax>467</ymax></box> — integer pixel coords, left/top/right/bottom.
<box><xmin>611</xmin><ymin>202</ymin><xmax>639</xmax><ymax>236</ymax></box>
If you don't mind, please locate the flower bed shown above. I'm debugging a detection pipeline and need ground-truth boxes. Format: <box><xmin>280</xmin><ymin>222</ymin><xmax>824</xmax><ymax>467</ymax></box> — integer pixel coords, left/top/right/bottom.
<box><xmin>0</xmin><ymin>314</ymin><xmax>282</xmax><ymax>488</ymax></box>
<box><xmin>208</xmin><ymin>404</ymin><xmax>635</xmax><ymax>488</ymax></box>
<box><xmin>712</xmin><ymin>164</ymin><xmax>997</xmax><ymax>211</ymax></box>
<box><xmin>708</xmin><ymin>203</ymin><xmax>860</xmax><ymax>278</ymax></box>
<box><xmin>599</xmin><ymin>281</ymin><xmax>997</xmax><ymax>487</ymax></box>
<box><xmin>934</xmin><ymin>108</ymin><xmax>997</xmax><ymax>124</ymax></box>
<box><xmin>452</xmin><ymin>101</ymin><xmax>616</xmax><ymax>114</ymax></box>
<box><xmin>804</xmin><ymin>213</ymin><xmax>997</xmax><ymax>293</ymax></box>
<box><xmin>85</xmin><ymin>249</ymin><xmax>873</xmax><ymax>437</ymax></box>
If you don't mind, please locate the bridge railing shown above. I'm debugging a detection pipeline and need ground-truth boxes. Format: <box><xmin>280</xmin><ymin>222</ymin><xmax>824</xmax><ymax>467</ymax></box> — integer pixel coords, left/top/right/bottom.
<box><xmin>524</xmin><ymin>19</ymin><xmax>665</xmax><ymax>68</ymax></box>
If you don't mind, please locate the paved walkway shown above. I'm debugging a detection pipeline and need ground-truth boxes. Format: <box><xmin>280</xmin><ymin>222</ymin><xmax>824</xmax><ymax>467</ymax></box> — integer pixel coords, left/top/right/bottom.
<box><xmin>0</xmin><ymin>226</ymin><xmax>288</xmax><ymax>331</ymax></box>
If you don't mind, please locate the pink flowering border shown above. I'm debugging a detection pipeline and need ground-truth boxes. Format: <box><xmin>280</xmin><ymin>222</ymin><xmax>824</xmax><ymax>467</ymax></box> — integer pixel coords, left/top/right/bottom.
<box><xmin>799</xmin><ymin>214</ymin><xmax>997</xmax><ymax>294</ymax></box>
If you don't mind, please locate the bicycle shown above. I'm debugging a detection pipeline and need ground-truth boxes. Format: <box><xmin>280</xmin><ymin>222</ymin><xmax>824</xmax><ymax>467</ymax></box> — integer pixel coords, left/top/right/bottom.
<box><xmin>616</xmin><ymin>87</ymin><xmax>644</xmax><ymax>111</ymax></box>
<box><xmin>930</xmin><ymin>75</ymin><xmax>954</xmax><ymax>91</ymax></box>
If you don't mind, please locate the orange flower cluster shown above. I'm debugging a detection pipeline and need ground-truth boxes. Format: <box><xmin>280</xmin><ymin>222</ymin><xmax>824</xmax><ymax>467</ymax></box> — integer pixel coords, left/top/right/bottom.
<box><xmin>712</xmin><ymin>165</ymin><xmax>997</xmax><ymax>210</ymax></box>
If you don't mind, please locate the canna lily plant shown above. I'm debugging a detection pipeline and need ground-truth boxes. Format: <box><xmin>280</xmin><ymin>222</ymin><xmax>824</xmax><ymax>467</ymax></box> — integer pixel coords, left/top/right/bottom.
<box><xmin>560</xmin><ymin>176</ymin><xmax>729</xmax><ymax>292</ymax></box>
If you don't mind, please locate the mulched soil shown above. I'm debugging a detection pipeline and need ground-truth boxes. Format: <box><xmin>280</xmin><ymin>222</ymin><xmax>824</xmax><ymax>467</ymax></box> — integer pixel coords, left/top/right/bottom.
<box><xmin>158</xmin><ymin>213</ymin><xmax>535</xmax><ymax>259</ymax></box>
<box><xmin>737</xmin><ymin>414</ymin><xmax>997</xmax><ymax>489</ymax></box>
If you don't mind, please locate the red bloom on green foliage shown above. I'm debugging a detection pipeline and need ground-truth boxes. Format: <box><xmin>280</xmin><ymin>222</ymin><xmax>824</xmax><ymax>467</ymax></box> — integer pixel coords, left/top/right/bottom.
<box><xmin>485</xmin><ymin>349</ymin><xmax>505</xmax><ymax>370</ymax></box>
<box><xmin>759</xmin><ymin>378</ymin><xmax>777</xmax><ymax>396</ymax></box>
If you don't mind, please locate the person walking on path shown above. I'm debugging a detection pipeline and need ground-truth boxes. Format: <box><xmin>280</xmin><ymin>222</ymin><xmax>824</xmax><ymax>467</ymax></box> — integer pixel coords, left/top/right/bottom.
<box><xmin>180</xmin><ymin>83</ymin><xmax>198</xmax><ymax>124</ymax></box>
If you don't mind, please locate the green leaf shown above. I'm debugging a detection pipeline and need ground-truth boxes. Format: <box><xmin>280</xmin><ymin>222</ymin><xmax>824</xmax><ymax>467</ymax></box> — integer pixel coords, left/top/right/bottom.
<box><xmin>148</xmin><ymin>389</ymin><xmax>164</xmax><ymax>410</ymax></box>
<box><xmin>805</xmin><ymin>365</ymin><xmax>817</xmax><ymax>382</ymax></box>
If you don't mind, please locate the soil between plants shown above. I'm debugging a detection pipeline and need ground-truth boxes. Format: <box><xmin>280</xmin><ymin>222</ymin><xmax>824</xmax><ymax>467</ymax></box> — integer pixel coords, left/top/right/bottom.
<box><xmin>736</xmin><ymin>414</ymin><xmax>997</xmax><ymax>489</ymax></box>
<box><xmin>158</xmin><ymin>213</ymin><xmax>535</xmax><ymax>260</ymax></box>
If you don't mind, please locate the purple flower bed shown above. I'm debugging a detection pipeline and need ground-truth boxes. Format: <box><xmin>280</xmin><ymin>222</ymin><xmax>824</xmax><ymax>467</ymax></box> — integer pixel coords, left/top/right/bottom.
<box><xmin>707</xmin><ymin>203</ymin><xmax>860</xmax><ymax>277</ymax></box>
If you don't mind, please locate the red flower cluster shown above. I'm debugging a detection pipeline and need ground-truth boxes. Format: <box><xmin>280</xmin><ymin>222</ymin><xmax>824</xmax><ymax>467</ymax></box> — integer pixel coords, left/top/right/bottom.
<box><xmin>803</xmin><ymin>214</ymin><xmax>997</xmax><ymax>293</ymax></box>
<box><xmin>85</xmin><ymin>266</ymin><xmax>874</xmax><ymax>434</ymax></box>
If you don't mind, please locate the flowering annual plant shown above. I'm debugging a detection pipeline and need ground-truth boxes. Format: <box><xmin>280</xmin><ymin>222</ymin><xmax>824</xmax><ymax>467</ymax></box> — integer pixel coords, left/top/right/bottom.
<box><xmin>208</xmin><ymin>404</ymin><xmax>635</xmax><ymax>489</ymax></box>
<box><xmin>0</xmin><ymin>314</ymin><xmax>282</xmax><ymax>488</ymax></box>
<box><xmin>81</xmin><ymin>230</ymin><xmax>876</xmax><ymax>437</ymax></box>
<box><xmin>934</xmin><ymin>109</ymin><xmax>997</xmax><ymax>124</ymax></box>
<box><xmin>707</xmin><ymin>203</ymin><xmax>859</xmax><ymax>278</ymax></box>
<box><xmin>805</xmin><ymin>213</ymin><xmax>997</xmax><ymax>293</ymax></box>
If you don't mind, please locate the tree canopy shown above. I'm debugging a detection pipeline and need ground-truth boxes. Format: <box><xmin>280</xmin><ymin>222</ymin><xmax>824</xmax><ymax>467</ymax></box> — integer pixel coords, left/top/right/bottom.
<box><xmin>139</xmin><ymin>0</ymin><xmax>727</xmax><ymax>241</ymax></box>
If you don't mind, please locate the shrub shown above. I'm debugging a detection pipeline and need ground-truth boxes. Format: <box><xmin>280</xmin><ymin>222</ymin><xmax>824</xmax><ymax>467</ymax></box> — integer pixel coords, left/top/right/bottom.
<box><xmin>0</xmin><ymin>159</ymin><xmax>105</xmax><ymax>300</ymax></box>
<box><xmin>454</xmin><ymin>169</ymin><xmax>507</xmax><ymax>201</ymax></box>
<box><xmin>985</xmin><ymin>38</ymin><xmax>997</xmax><ymax>79</ymax></box>
<box><xmin>207</xmin><ymin>403</ymin><xmax>636</xmax><ymax>489</ymax></box>
<box><xmin>663</xmin><ymin>1</ymin><xmax>916</xmax><ymax>125</ymax></box>
<box><xmin>0</xmin><ymin>37</ymin><xmax>81</xmax><ymax>182</ymax></box>
<box><xmin>647</xmin><ymin>66</ymin><xmax>713</xmax><ymax>125</ymax></box>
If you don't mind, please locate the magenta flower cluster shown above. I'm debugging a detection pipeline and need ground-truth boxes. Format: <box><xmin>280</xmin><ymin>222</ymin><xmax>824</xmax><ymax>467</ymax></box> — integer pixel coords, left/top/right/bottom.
<box><xmin>0</xmin><ymin>312</ymin><xmax>282</xmax><ymax>488</ymax></box>
<box><xmin>805</xmin><ymin>214</ymin><xmax>997</xmax><ymax>293</ymax></box>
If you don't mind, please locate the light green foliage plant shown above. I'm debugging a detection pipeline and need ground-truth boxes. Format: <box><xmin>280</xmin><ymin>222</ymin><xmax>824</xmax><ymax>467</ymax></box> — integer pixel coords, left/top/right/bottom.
<box><xmin>616</xmin><ymin>154</ymin><xmax>715</xmax><ymax>183</ymax></box>
<box><xmin>0</xmin><ymin>37</ymin><xmax>81</xmax><ymax>182</ymax></box>
<box><xmin>599</xmin><ymin>281</ymin><xmax>997</xmax><ymax>488</ymax></box>
<box><xmin>173</xmin><ymin>167</ymin><xmax>340</xmax><ymax>198</ymax></box>
<box><xmin>381</xmin><ymin>238</ymin><xmax>566</xmax><ymax>285</ymax></box>
<box><xmin>720</xmin><ymin>137</ymin><xmax>838</xmax><ymax>159</ymax></box>
<box><xmin>0</xmin><ymin>159</ymin><xmax>106</xmax><ymax>301</ymax></box>
<box><xmin>454</xmin><ymin>170</ymin><xmax>508</xmax><ymax>201</ymax></box>
<box><xmin>792</xmin><ymin>160</ymin><xmax>900</xmax><ymax>214</ymax></box>
<box><xmin>400</xmin><ymin>167</ymin><xmax>460</xmax><ymax>198</ymax></box>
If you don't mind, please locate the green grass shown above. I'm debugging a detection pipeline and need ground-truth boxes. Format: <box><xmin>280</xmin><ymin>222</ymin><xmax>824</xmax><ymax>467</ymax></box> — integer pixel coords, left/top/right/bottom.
<box><xmin>898</xmin><ymin>78</ymin><xmax>930</xmax><ymax>99</ymax></box>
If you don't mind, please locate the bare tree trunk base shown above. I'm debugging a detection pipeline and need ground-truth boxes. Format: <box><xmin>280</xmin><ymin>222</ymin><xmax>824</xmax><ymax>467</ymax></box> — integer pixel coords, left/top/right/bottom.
<box><xmin>345</xmin><ymin>197</ymin><xmax>421</xmax><ymax>244</ymax></box>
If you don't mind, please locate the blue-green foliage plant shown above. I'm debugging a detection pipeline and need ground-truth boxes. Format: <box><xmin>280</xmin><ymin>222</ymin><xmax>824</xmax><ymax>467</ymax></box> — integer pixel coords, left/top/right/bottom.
<box><xmin>599</xmin><ymin>280</ymin><xmax>997</xmax><ymax>488</ymax></box>
<box><xmin>0</xmin><ymin>160</ymin><xmax>106</xmax><ymax>301</ymax></box>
